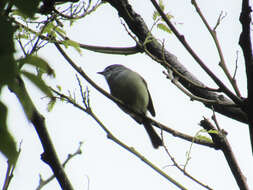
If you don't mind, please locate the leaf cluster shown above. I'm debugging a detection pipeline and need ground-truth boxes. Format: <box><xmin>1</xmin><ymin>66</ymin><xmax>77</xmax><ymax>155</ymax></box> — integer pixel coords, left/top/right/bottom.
<box><xmin>0</xmin><ymin>0</ymin><xmax>54</xmax><ymax>165</ymax></box>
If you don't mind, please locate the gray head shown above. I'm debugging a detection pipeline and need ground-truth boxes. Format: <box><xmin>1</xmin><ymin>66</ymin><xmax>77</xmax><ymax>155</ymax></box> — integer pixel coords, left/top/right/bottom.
<box><xmin>97</xmin><ymin>64</ymin><xmax>127</xmax><ymax>80</ymax></box>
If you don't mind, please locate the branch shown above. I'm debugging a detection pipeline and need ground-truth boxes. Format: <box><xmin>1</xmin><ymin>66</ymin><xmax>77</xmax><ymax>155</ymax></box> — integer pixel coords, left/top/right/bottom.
<box><xmin>12</xmin><ymin>19</ymin><xmax>141</xmax><ymax>56</ymax></box>
<box><xmin>79</xmin><ymin>43</ymin><xmax>141</xmax><ymax>55</ymax></box>
<box><xmin>53</xmin><ymin>42</ymin><xmax>216</xmax><ymax>148</ymax></box>
<box><xmin>239</xmin><ymin>0</ymin><xmax>253</xmax><ymax>154</ymax></box>
<box><xmin>52</xmin><ymin>0</ymin><xmax>102</xmax><ymax>19</ymax></box>
<box><xmin>51</xmin><ymin>83</ymin><xmax>188</xmax><ymax>189</ymax></box>
<box><xmin>162</xmin><ymin>144</ymin><xmax>214</xmax><ymax>190</ymax></box>
<box><xmin>2</xmin><ymin>143</ymin><xmax>22</xmax><ymax>190</ymax></box>
<box><xmin>163</xmin><ymin>70</ymin><xmax>237</xmax><ymax>107</ymax></box>
<box><xmin>191</xmin><ymin>0</ymin><xmax>242</xmax><ymax>97</ymax></box>
<box><xmin>36</xmin><ymin>142</ymin><xmax>83</xmax><ymax>190</ymax></box>
<box><xmin>200</xmin><ymin>118</ymin><xmax>249</xmax><ymax>190</ymax></box>
<box><xmin>103</xmin><ymin>0</ymin><xmax>247</xmax><ymax>125</ymax></box>
<box><xmin>8</xmin><ymin>77</ymin><xmax>74</xmax><ymax>190</ymax></box>
<box><xmin>150</xmin><ymin>0</ymin><xmax>242</xmax><ymax>105</ymax></box>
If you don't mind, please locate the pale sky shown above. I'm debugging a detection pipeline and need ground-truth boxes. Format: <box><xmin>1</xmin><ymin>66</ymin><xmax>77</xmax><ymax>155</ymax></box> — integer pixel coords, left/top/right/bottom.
<box><xmin>0</xmin><ymin>0</ymin><xmax>252</xmax><ymax>190</ymax></box>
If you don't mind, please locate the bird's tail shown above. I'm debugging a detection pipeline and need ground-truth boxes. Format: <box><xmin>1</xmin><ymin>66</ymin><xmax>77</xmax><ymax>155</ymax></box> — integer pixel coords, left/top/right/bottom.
<box><xmin>143</xmin><ymin>120</ymin><xmax>163</xmax><ymax>149</ymax></box>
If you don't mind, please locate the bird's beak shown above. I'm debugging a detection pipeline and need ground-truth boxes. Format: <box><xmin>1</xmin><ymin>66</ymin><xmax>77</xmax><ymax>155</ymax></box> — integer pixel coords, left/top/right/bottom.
<box><xmin>97</xmin><ymin>71</ymin><xmax>103</xmax><ymax>75</ymax></box>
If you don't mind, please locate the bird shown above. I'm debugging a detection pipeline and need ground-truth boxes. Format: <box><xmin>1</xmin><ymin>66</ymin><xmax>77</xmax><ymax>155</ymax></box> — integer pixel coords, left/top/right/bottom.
<box><xmin>98</xmin><ymin>64</ymin><xmax>163</xmax><ymax>148</ymax></box>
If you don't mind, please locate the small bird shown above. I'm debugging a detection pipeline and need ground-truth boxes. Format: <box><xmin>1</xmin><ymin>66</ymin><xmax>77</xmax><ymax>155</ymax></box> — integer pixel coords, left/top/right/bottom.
<box><xmin>98</xmin><ymin>64</ymin><xmax>163</xmax><ymax>148</ymax></box>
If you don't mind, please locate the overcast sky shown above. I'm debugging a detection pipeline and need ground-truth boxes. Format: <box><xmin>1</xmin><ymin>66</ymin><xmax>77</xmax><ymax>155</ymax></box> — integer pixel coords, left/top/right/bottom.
<box><xmin>1</xmin><ymin>0</ymin><xmax>253</xmax><ymax>190</ymax></box>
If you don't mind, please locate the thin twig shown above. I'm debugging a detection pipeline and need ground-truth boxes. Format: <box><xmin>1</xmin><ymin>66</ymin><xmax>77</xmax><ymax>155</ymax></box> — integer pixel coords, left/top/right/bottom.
<box><xmin>233</xmin><ymin>51</ymin><xmax>239</xmax><ymax>80</ymax></box>
<box><xmin>36</xmin><ymin>142</ymin><xmax>83</xmax><ymax>190</ymax></box>
<box><xmin>200</xmin><ymin>118</ymin><xmax>249</xmax><ymax>189</ymax></box>
<box><xmin>2</xmin><ymin>142</ymin><xmax>22</xmax><ymax>190</ymax></box>
<box><xmin>53</xmin><ymin>0</ymin><xmax>102</xmax><ymax>20</ymax></box>
<box><xmin>9</xmin><ymin>76</ymin><xmax>74</xmax><ymax>190</ymax></box>
<box><xmin>191</xmin><ymin>0</ymin><xmax>242</xmax><ymax>97</ymax></box>
<box><xmin>211</xmin><ymin>107</ymin><xmax>221</xmax><ymax>131</ymax></box>
<box><xmin>51</xmin><ymin>87</ymin><xmax>188</xmax><ymax>190</ymax></box>
<box><xmin>163</xmin><ymin>70</ymin><xmax>237</xmax><ymax>107</ymax></box>
<box><xmin>162</xmin><ymin>132</ymin><xmax>213</xmax><ymax>190</ymax></box>
<box><xmin>12</xmin><ymin>18</ymin><xmax>140</xmax><ymax>56</ymax></box>
<box><xmin>213</xmin><ymin>11</ymin><xmax>227</xmax><ymax>31</ymax></box>
<box><xmin>150</xmin><ymin>0</ymin><xmax>243</xmax><ymax>107</ymax></box>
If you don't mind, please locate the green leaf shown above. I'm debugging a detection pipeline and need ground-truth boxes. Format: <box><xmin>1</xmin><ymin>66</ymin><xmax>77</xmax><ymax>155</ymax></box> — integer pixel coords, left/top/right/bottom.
<box><xmin>47</xmin><ymin>98</ymin><xmax>56</xmax><ymax>112</ymax></box>
<box><xmin>208</xmin><ymin>129</ymin><xmax>219</xmax><ymax>134</ymax></box>
<box><xmin>16</xmin><ymin>33</ymin><xmax>29</xmax><ymax>40</ymax></box>
<box><xmin>13</xmin><ymin>0</ymin><xmax>40</xmax><ymax>18</ymax></box>
<box><xmin>9</xmin><ymin>76</ymin><xmax>34</xmax><ymax>120</ymax></box>
<box><xmin>166</xmin><ymin>13</ymin><xmax>173</xmax><ymax>20</ymax></box>
<box><xmin>0</xmin><ymin>16</ymin><xmax>17</xmax><ymax>88</ymax></box>
<box><xmin>152</xmin><ymin>11</ymin><xmax>160</xmax><ymax>21</ymax></box>
<box><xmin>18</xmin><ymin>56</ymin><xmax>55</xmax><ymax>77</ymax></box>
<box><xmin>159</xmin><ymin>0</ymin><xmax>165</xmax><ymax>11</ymax></box>
<box><xmin>43</xmin><ymin>22</ymin><xmax>55</xmax><ymax>34</ymax></box>
<box><xmin>62</xmin><ymin>40</ymin><xmax>81</xmax><ymax>54</ymax></box>
<box><xmin>69</xmin><ymin>18</ymin><xmax>78</xmax><ymax>26</ymax></box>
<box><xmin>56</xmin><ymin>85</ymin><xmax>62</xmax><ymax>91</ymax></box>
<box><xmin>11</xmin><ymin>10</ymin><xmax>29</xmax><ymax>19</ymax></box>
<box><xmin>157</xmin><ymin>23</ymin><xmax>172</xmax><ymax>33</ymax></box>
<box><xmin>0</xmin><ymin>102</ymin><xmax>18</xmax><ymax>165</ymax></box>
<box><xmin>195</xmin><ymin>135</ymin><xmax>213</xmax><ymax>143</ymax></box>
<box><xmin>198</xmin><ymin>129</ymin><xmax>207</xmax><ymax>133</ymax></box>
<box><xmin>21</xmin><ymin>71</ymin><xmax>53</xmax><ymax>98</ymax></box>
<box><xmin>42</xmin><ymin>23</ymin><xmax>57</xmax><ymax>38</ymax></box>
<box><xmin>54</xmin><ymin>26</ymin><xmax>66</xmax><ymax>36</ymax></box>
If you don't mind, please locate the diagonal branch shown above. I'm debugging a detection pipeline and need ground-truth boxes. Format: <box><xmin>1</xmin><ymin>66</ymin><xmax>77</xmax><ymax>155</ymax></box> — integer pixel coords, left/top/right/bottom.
<box><xmin>54</xmin><ymin>41</ymin><xmax>216</xmax><ymax>148</ymax></box>
<box><xmin>103</xmin><ymin>0</ymin><xmax>247</xmax><ymax>124</ymax></box>
<box><xmin>200</xmin><ymin>118</ymin><xmax>249</xmax><ymax>190</ymax></box>
<box><xmin>191</xmin><ymin>0</ymin><xmax>242</xmax><ymax>97</ymax></box>
<box><xmin>9</xmin><ymin>77</ymin><xmax>74</xmax><ymax>190</ymax></box>
<box><xmin>36</xmin><ymin>142</ymin><xmax>83</xmax><ymax>190</ymax></box>
<box><xmin>51</xmin><ymin>81</ymin><xmax>188</xmax><ymax>190</ymax></box>
<box><xmin>150</xmin><ymin>0</ymin><xmax>242</xmax><ymax>105</ymax></box>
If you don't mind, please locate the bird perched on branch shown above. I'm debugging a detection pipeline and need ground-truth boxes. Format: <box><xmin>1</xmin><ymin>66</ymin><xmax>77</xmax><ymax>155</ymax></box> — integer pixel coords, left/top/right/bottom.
<box><xmin>98</xmin><ymin>64</ymin><xmax>163</xmax><ymax>148</ymax></box>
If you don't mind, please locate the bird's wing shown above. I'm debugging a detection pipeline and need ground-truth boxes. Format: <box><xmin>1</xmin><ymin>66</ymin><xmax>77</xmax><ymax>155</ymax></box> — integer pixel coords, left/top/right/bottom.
<box><xmin>147</xmin><ymin>90</ymin><xmax>156</xmax><ymax>117</ymax></box>
<box><xmin>141</xmin><ymin>76</ymin><xmax>156</xmax><ymax>117</ymax></box>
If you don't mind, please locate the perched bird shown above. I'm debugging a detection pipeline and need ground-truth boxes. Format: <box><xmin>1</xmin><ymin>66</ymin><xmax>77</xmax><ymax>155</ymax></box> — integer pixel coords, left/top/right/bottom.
<box><xmin>98</xmin><ymin>64</ymin><xmax>162</xmax><ymax>148</ymax></box>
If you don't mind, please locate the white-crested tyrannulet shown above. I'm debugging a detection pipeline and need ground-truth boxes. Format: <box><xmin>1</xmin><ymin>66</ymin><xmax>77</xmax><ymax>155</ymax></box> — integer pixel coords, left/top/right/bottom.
<box><xmin>98</xmin><ymin>64</ymin><xmax>162</xmax><ymax>148</ymax></box>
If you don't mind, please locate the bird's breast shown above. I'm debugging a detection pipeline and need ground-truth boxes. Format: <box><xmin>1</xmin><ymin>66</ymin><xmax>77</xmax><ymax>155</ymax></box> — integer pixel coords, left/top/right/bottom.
<box><xmin>108</xmin><ymin>71</ymin><xmax>149</xmax><ymax>115</ymax></box>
